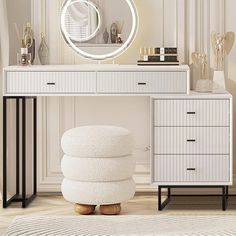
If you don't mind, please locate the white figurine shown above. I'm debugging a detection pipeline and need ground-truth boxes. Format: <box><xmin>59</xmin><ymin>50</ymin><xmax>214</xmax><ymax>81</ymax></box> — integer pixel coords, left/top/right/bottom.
<box><xmin>211</xmin><ymin>32</ymin><xmax>235</xmax><ymax>92</ymax></box>
<box><xmin>211</xmin><ymin>32</ymin><xmax>235</xmax><ymax>70</ymax></box>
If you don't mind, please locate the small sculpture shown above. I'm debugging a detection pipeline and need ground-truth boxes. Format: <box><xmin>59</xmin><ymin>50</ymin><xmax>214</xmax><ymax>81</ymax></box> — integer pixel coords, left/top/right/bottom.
<box><xmin>211</xmin><ymin>32</ymin><xmax>235</xmax><ymax>70</ymax></box>
<box><xmin>211</xmin><ymin>32</ymin><xmax>235</xmax><ymax>92</ymax></box>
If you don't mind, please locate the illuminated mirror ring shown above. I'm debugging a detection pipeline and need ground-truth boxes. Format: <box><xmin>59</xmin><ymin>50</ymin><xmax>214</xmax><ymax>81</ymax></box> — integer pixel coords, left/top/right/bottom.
<box><xmin>61</xmin><ymin>0</ymin><xmax>139</xmax><ymax>60</ymax></box>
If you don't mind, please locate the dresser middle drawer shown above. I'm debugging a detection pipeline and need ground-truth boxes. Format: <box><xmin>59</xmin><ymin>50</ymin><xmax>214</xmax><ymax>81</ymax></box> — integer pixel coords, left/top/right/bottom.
<box><xmin>154</xmin><ymin>127</ymin><xmax>229</xmax><ymax>154</ymax></box>
<box><xmin>154</xmin><ymin>99</ymin><xmax>229</xmax><ymax>126</ymax></box>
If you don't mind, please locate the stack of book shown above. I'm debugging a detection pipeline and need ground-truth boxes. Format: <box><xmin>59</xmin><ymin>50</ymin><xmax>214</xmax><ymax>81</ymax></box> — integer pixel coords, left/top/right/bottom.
<box><xmin>137</xmin><ymin>47</ymin><xmax>179</xmax><ymax>66</ymax></box>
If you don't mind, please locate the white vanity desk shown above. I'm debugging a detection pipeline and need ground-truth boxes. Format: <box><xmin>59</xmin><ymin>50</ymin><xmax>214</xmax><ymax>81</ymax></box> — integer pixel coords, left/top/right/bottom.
<box><xmin>2</xmin><ymin>64</ymin><xmax>232</xmax><ymax>211</ymax></box>
<box><xmin>3</xmin><ymin>65</ymin><xmax>190</xmax><ymax>96</ymax></box>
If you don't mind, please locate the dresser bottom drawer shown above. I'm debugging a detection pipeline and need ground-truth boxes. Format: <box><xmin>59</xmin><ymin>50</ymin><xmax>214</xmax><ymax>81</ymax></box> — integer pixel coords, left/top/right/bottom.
<box><xmin>154</xmin><ymin>155</ymin><xmax>230</xmax><ymax>183</ymax></box>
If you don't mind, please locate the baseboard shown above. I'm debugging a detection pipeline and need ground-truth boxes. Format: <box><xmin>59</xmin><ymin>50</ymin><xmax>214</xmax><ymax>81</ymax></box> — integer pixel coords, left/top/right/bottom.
<box><xmin>36</xmin><ymin>175</ymin><xmax>236</xmax><ymax>194</ymax></box>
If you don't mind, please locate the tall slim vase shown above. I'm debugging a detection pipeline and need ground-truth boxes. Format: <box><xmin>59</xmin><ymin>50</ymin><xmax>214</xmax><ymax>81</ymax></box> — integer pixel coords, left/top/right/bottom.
<box><xmin>38</xmin><ymin>33</ymin><xmax>49</xmax><ymax>65</ymax></box>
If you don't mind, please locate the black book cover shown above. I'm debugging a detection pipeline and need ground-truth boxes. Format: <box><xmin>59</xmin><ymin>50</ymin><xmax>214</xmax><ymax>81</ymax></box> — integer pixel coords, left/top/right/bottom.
<box><xmin>155</xmin><ymin>48</ymin><xmax>178</xmax><ymax>54</ymax></box>
<box><xmin>148</xmin><ymin>55</ymin><xmax>178</xmax><ymax>62</ymax></box>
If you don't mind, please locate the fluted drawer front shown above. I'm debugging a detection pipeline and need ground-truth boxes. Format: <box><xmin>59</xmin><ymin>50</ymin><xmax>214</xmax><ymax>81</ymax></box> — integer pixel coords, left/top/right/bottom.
<box><xmin>97</xmin><ymin>71</ymin><xmax>187</xmax><ymax>93</ymax></box>
<box><xmin>154</xmin><ymin>99</ymin><xmax>229</xmax><ymax>126</ymax></box>
<box><xmin>6</xmin><ymin>71</ymin><xmax>96</xmax><ymax>94</ymax></box>
<box><xmin>154</xmin><ymin>155</ymin><xmax>230</xmax><ymax>182</ymax></box>
<box><xmin>154</xmin><ymin>127</ymin><xmax>229</xmax><ymax>154</ymax></box>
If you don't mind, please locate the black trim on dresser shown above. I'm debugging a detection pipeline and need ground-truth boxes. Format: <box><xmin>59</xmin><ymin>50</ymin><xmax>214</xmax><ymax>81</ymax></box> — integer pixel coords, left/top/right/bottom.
<box><xmin>3</xmin><ymin>96</ymin><xmax>37</xmax><ymax>208</ymax></box>
<box><xmin>158</xmin><ymin>185</ymin><xmax>229</xmax><ymax>211</ymax></box>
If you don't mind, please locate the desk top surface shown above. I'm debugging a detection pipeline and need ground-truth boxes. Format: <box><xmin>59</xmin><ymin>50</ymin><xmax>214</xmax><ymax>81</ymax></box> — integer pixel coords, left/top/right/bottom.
<box><xmin>4</xmin><ymin>64</ymin><xmax>190</xmax><ymax>72</ymax></box>
<box><xmin>3</xmin><ymin>65</ymin><xmax>232</xmax><ymax>98</ymax></box>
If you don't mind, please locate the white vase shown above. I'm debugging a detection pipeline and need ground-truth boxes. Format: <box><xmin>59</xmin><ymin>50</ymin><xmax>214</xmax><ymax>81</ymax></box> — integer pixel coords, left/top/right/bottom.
<box><xmin>195</xmin><ymin>79</ymin><xmax>212</xmax><ymax>93</ymax></box>
<box><xmin>212</xmin><ymin>70</ymin><xmax>226</xmax><ymax>93</ymax></box>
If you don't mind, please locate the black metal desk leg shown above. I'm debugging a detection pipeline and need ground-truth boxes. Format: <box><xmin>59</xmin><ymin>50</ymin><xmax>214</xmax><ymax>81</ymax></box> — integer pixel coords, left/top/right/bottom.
<box><xmin>33</xmin><ymin>98</ymin><xmax>37</xmax><ymax>195</ymax></box>
<box><xmin>16</xmin><ymin>99</ymin><xmax>20</xmax><ymax>195</ymax></box>
<box><xmin>3</xmin><ymin>97</ymin><xmax>7</xmax><ymax>208</ymax></box>
<box><xmin>226</xmin><ymin>186</ymin><xmax>229</xmax><ymax>200</ymax></box>
<box><xmin>158</xmin><ymin>186</ymin><xmax>161</xmax><ymax>211</ymax></box>
<box><xmin>168</xmin><ymin>187</ymin><xmax>171</xmax><ymax>199</ymax></box>
<box><xmin>22</xmin><ymin>98</ymin><xmax>26</xmax><ymax>208</ymax></box>
<box><xmin>222</xmin><ymin>186</ymin><xmax>228</xmax><ymax>211</ymax></box>
<box><xmin>2</xmin><ymin>97</ymin><xmax>37</xmax><ymax>208</ymax></box>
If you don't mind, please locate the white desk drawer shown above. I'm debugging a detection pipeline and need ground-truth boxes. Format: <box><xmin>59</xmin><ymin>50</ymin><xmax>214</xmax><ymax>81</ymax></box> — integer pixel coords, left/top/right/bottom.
<box><xmin>154</xmin><ymin>99</ymin><xmax>229</xmax><ymax>126</ymax></box>
<box><xmin>154</xmin><ymin>127</ymin><xmax>229</xmax><ymax>154</ymax></box>
<box><xmin>6</xmin><ymin>71</ymin><xmax>96</xmax><ymax>94</ymax></box>
<box><xmin>154</xmin><ymin>155</ymin><xmax>230</xmax><ymax>182</ymax></box>
<box><xmin>97</xmin><ymin>71</ymin><xmax>187</xmax><ymax>93</ymax></box>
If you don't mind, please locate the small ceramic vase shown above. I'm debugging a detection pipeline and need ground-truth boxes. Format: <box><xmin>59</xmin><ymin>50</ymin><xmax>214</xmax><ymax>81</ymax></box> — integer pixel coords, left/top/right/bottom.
<box><xmin>38</xmin><ymin>33</ymin><xmax>49</xmax><ymax>65</ymax></box>
<box><xmin>103</xmin><ymin>28</ymin><xmax>109</xmax><ymax>44</ymax></box>
<box><xmin>110</xmin><ymin>23</ymin><xmax>118</xmax><ymax>43</ymax></box>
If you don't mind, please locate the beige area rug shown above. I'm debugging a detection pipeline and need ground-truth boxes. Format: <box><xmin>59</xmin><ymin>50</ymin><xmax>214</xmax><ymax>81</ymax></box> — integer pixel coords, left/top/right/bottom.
<box><xmin>4</xmin><ymin>215</ymin><xmax>236</xmax><ymax>236</ymax></box>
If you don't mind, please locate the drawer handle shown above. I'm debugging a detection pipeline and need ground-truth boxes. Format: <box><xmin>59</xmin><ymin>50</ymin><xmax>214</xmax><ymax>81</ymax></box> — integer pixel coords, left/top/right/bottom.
<box><xmin>186</xmin><ymin>168</ymin><xmax>196</xmax><ymax>171</ymax></box>
<box><xmin>187</xmin><ymin>139</ymin><xmax>196</xmax><ymax>142</ymax></box>
<box><xmin>47</xmin><ymin>82</ymin><xmax>56</xmax><ymax>85</ymax></box>
<box><xmin>137</xmin><ymin>82</ymin><xmax>147</xmax><ymax>85</ymax></box>
<box><xmin>187</xmin><ymin>112</ymin><xmax>196</xmax><ymax>115</ymax></box>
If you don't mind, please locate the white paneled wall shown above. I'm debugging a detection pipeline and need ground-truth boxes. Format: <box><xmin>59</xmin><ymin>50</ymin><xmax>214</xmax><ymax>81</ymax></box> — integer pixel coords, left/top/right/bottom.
<box><xmin>30</xmin><ymin>0</ymin><xmax>236</xmax><ymax>192</ymax></box>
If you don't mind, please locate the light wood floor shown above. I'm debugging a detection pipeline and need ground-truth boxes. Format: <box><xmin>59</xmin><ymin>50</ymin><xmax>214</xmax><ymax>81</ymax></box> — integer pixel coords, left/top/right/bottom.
<box><xmin>1</xmin><ymin>194</ymin><xmax>236</xmax><ymax>235</ymax></box>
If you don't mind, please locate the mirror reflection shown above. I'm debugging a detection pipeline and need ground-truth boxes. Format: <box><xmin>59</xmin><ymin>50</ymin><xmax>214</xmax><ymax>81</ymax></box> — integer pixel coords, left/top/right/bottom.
<box><xmin>61</xmin><ymin>0</ymin><xmax>138</xmax><ymax>60</ymax></box>
<box><xmin>64</xmin><ymin>0</ymin><xmax>100</xmax><ymax>42</ymax></box>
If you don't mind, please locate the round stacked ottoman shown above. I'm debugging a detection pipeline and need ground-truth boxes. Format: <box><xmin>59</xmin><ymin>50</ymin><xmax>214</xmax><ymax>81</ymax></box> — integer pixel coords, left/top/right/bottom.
<box><xmin>61</xmin><ymin>126</ymin><xmax>136</xmax><ymax>215</ymax></box>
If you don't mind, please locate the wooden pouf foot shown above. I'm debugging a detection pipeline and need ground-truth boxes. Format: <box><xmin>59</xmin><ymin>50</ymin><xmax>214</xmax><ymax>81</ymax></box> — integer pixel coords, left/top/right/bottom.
<box><xmin>100</xmin><ymin>203</ymin><xmax>121</xmax><ymax>215</ymax></box>
<box><xmin>74</xmin><ymin>204</ymin><xmax>96</xmax><ymax>215</ymax></box>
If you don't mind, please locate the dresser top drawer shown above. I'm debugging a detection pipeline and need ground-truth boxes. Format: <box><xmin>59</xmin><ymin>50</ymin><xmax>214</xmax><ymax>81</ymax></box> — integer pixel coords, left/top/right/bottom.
<box><xmin>154</xmin><ymin>99</ymin><xmax>230</xmax><ymax>127</ymax></box>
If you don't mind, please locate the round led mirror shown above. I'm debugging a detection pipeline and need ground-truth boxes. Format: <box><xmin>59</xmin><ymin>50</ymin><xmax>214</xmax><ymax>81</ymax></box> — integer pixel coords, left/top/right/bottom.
<box><xmin>61</xmin><ymin>0</ymin><xmax>138</xmax><ymax>60</ymax></box>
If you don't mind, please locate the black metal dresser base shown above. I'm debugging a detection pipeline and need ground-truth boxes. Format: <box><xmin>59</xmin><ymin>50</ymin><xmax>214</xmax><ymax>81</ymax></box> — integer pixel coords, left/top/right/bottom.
<box><xmin>3</xmin><ymin>96</ymin><xmax>37</xmax><ymax>208</ymax></box>
<box><xmin>158</xmin><ymin>185</ymin><xmax>229</xmax><ymax>211</ymax></box>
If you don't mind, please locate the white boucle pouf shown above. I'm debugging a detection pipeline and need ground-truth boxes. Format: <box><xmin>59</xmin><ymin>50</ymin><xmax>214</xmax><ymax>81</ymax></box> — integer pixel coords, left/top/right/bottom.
<box><xmin>61</xmin><ymin>155</ymin><xmax>135</xmax><ymax>182</ymax></box>
<box><xmin>61</xmin><ymin>125</ymin><xmax>135</xmax><ymax>212</ymax></box>
<box><xmin>61</xmin><ymin>126</ymin><xmax>132</xmax><ymax>157</ymax></box>
<box><xmin>61</xmin><ymin>178</ymin><xmax>136</xmax><ymax>205</ymax></box>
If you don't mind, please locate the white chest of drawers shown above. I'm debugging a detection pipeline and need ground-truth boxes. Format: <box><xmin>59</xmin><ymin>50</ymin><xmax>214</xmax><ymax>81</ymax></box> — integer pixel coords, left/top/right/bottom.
<box><xmin>151</xmin><ymin>93</ymin><xmax>233</xmax><ymax>186</ymax></box>
<box><xmin>151</xmin><ymin>92</ymin><xmax>233</xmax><ymax>210</ymax></box>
